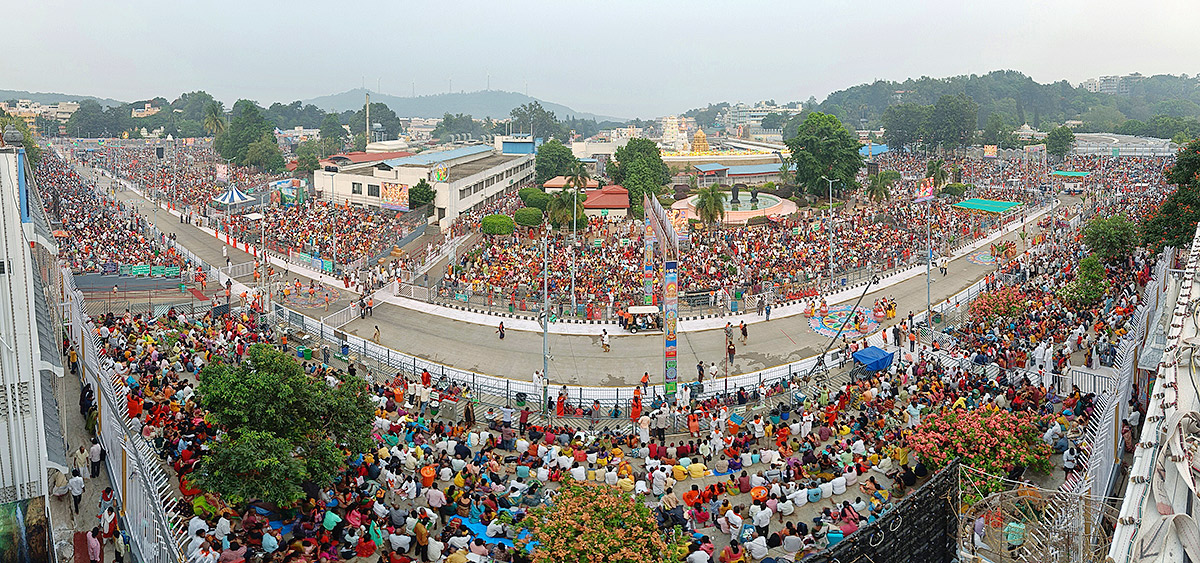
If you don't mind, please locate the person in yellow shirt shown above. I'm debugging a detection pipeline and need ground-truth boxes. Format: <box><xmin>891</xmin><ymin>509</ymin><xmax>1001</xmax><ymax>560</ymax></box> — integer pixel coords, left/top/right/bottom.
<box><xmin>672</xmin><ymin>463</ymin><xmax>689</xmax><ymax>482</ymax></box>
<box><xmin>688</xmin><ymin>461</ymin><xmax>708</xmax><ymax>479</ymax></box>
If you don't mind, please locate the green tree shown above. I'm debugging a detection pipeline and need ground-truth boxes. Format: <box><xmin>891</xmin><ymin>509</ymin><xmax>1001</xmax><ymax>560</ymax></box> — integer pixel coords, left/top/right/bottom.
<box><xmin>214</xmin><ymin>101</ymin><xmax>272</xmax><ymax>164</ymax></box>
<box><xmin>694</xmin><ymin>184</ymin><xmax>726</xmax><ymax>227</ymax></box>
<box><xmin>510</xmin><ymin>101</ymin><xmax>566</xmax><ymax>140</ymax></box>
<box><xmin>759</xmin><ymin>112</ymin><xmax>788</xmax><ymax>131</ymax></box>
<box><xmin>518</xmin><ymin>187</ymin><xmax>550</xmax><ymax>211</ymax></box>
<box><xmin>480</xmin><ymin>214</ymin><xmax>516</xmax><ymax>235</ymax></box>
<box><xmin>295</xmin><ymin>153</ymin><xmax>320</xmax><ymax>176</ymax></box>
<box><xmin>319</xmin><ymin>114</ymin><xmax>347</xmax><ymax>156</ymax></box>
<box><xmin>351</xmin><ymin>133</ymin><xmax>367</xmax><ymax>152</ymax></box>
<box><xmin>880</xmin><ymin>103</ymin><xmax>932</xmax><ymax>152</ymax></box>
<box><xmin>864</xmin><ymin>170</ymin><xmax>901</xmax><ymax>201</ymax></box>
<box><xmin>981</xmin><ymin>113</ymin><xmax>1010</xmax><ymax>146</ymax></box>
<box><xmin>431</xmin><ymin>113</ymin><xmax>486</xmax><ymax>139</ymax></box>
<box><xmin>408</xmin><ymin>179</ymin><xmax>436</xmax><ymax>210</ymax></box>
<box><xmin>1083</xmin><ymin>215</ymin><xmax>1139</xmax><ymax>262</ymax></box>
<box><xmin>244</xmin><ymin>132</ymin><xmax>285</xmax><ymax>173</ymax></box>
<box><xmin>1045</xmin><ymin>126</ymin><xmax>1076</xmax><ymax>159</ymax></box>
<box><xmin>173</xmin><ymin>91</ymin><xmax>217</xmax><ymax>121</ymax></box>
<box><xmin>514</xmin><ymin>207</ymin><xmax>544</xmax><ymax>227</ymax></box>
<box><xmin>1170</xmin><ymin>137</ymin><xmax>1200</xmax><ymax>186</ymax></box>
<box><xmin>1059</xmin><ymin>255</ymin><xmax>1108</xmax><ymax>305</ymax></box>
<box><xmin>941</xmin><ymin>183</ymin><xmax>970</xmax><ymax>197</ymax></box>
<box><xmin>784</xmin><ymin>112</ymin><xmax>864</xmax><ymax>197</ymax></box>
<box><xmin>65</xmin><ymin>100</ymin><xmax>112</xmax><ymax>138</ymax></box>
<box><xmin>534</xmin><ymin>140</ymin><xmax>579</xmax><ymax>186</ymax></box>
<box><xmin>925</xmin><ymin>159</ymin><xmax>950</xmax><ymax>196</ymax></box>
<box><xmin>0</xmin><ymin>116</ymin><xmax>43</xmax><ymax>162</ymax></box>
<box><xmin>927</xmin><ymin>93</ymin><xmax>979</xmax><ymax>151</ymax></box>
<box><xmin>195</xmin><ymin>345</ymin><xmax>372</xmax><ymax>506</ymax></box>
<box><xmin>202</xmin><ymin>101</ymin><xmax>227</xmax><ymax>137</ymax></box>
<box><xmin>346</xmin><ymin>102</ymin><xmax>403</xmax><ymax>139</ymax></box>
<box><xmin>610</xmin><ymin>138</ymin><xmax>670</xmax><ymax>186</ymax></box>
<box><xmin>546</xmin><ymin>188</ymin><xmax>584</xmax><ymax>228</ymax></box>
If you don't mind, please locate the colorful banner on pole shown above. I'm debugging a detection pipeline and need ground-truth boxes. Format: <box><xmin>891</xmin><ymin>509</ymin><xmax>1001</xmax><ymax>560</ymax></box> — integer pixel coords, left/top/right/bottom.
<box><xmin>643</xmin><ymin>217</ymin><xmax>653</xmax><ymax>305</ymax></box>
<box><xmin>983</xmin><ymin>145</ymin><xmax>998</xmax><ymax>158</ymax></box>
<box><xmin>663</xmin><ymin>260</ymin><xmax>678</xmax><ymax>396</ymax></box>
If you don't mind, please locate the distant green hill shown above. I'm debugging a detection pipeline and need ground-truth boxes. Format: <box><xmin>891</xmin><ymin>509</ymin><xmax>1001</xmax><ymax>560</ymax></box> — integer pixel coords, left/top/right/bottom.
<box><xmin>0</xmin><ymin>88</ymin><xmax>125</xmax><ymax>108</ymax></box>
<box><xmin>302</xmin><ymin>88</ymin><xmax>622</xmax><ymax>122</ymax></box>
<box><xmin>812</xmin><ymin>70</ymin><xmax>1200</xmax><ymax>132</ymax></box>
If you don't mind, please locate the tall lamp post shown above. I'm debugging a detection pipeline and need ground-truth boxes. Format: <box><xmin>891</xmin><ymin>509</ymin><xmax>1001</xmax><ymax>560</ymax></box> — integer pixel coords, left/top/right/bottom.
<box><xmin>820</xmin><ymin>176</ymin><xmax>841</xmax><ymax>290</ymax></box>
<box><xmin>541</xmin><ymin>224</ymin><xmax>550</xmax><ymax>414</ymax></box>
<box><xmin>571</xmin><ymin>186</ymin><xmax>577</xmax><ymax>316</ymax></box>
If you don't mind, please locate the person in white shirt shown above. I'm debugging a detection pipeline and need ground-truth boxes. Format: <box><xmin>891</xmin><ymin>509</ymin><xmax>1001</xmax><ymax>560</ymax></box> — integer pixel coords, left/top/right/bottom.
<box><xmin>751</xmin><ymin>503</ymin><xmax>772</xmax><ymax>535</ymax></box>
<box><xmin>725</xmin><ymin>508</ymin><xmax>743</xmax><ymax>541</ymax></box>
<box><xmin>570</xmin><ymin>463</ymin><xmax>587</xmax><ymax>481</ymax></box>
<box><xmin>745</xmin><ymin>533</ymin><xmax>769</xmax><ymax>560</ymax></box>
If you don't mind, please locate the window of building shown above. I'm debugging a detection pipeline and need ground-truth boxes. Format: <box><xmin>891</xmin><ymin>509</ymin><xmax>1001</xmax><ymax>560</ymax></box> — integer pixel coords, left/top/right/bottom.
<box><xmin>352</xmin><ymin>182</ymin><xmax>363</xmax><ymax>195</ymax></box>
<box><xmin>368</xmin><ymin>184</ymin><xmax>380</xmax><ymax>197</ymax></box>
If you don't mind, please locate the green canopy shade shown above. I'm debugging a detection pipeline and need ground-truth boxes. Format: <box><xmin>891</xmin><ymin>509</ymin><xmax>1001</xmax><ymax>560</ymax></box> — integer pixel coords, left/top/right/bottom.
<box><xmin>1051</xmin><ymin>170</ymin><xmax>1091</xmax><ymax>178</ymax></box>
<box><xmin>952</xmin><ymin>198</ymin><xmax>1024</xmax><ymax>214</ymax></box>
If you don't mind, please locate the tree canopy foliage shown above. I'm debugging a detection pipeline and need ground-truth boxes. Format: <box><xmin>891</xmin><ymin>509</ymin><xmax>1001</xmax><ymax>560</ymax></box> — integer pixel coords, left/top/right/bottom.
<box><xmin>195</xmin><ymin>344</ymin><xmax>372</xmax><ymax>506</ymax></box>
<box><xmin>534</xmin><ymin>140</ymin><xmax>579</xmax><ymax>186</ymax></box>
<box><xmin>1143</xmin><ymin>138</ymin><xmax>1200</xmax><ymax>251</ymax></box>
<box><xmin>610</xmin><ymin>138</ymin><xmax>669</xmax><ymax>216</ymax></box>
<box><xmin>1083</xmin><ymin>214</ymin><xmax>1139</xmax><ymax>262</ymax></box>
<box><xmin>784</xmin><ymin>112</ymin><xmax>864</xmax><ymax>197</ymax></box>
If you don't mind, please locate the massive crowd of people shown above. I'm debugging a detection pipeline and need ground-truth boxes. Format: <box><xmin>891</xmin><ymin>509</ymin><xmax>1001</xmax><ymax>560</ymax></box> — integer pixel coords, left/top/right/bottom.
<box><xmin>35</xmin><ymin>152</ymin><xmax>185</xmax><ymax>273</ymax></box>
<box><xmin>90</xmin><ymin>144</ymin><xmax>286</xmax><ymax>207</ymax></box>
<box><xmin>42</xmin><ymin>142</ymin><xmax>1176</xmax><ymax>562</ymax></box>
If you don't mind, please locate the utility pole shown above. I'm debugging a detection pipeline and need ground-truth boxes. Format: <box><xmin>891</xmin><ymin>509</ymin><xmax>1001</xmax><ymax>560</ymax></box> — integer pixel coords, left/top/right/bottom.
<box><xmin>821</xmin><ymin>176</ymin><xmax>840</xmax><ymax>290</ymax></box>
<box><xmin>365</xmin><ymin>92</ymin><xmax>371</xmax><ymax>145</ymax></box>
<box><xmin>541</xmin><ymin>226</ymin><xmax>549</xmax><ymax>413</ymax></box>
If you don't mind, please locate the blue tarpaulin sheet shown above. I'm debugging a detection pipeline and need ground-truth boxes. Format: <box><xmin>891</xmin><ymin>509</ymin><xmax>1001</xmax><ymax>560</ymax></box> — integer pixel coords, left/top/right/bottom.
<box><xmin>852</xmin><ymin>346</ymin><xmax>895</xmax><ymax>371</ymax></box>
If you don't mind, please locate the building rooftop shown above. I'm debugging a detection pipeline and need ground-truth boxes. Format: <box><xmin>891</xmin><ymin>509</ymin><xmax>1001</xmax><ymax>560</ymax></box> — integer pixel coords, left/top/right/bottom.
<box><xmin>446</xmin><ymin>154</ymin><xmax>525</xmax><ymax>182</ymax></box>
<box><xmin>584</xmin><ymin>185</ymin><xmax>629</xmax><ymax>209</ymax></box>
<box><xmin>381</xmin><ymin>144</ymin><xmax>492</xmax><ymax>168</ymax></box>
<box><xmin>694</xmin><ymin>163</ymin><xmax>729</xmax><ymax>173</ymax></box>
<box><xmin>324</xmin><ymin>151</ymin><xmax>415</xmax><ymax>166</ymax></box>
<box><xmin>543</xmin><ymin>176</ymin><xmax>600</xmax><ymax>189</ymax></box>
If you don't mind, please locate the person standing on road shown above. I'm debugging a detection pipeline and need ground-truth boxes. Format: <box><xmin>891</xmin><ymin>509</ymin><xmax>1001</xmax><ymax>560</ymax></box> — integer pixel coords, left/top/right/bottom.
<box><xmin>373</xmin><ymin>325</ymin><xmax>381</xmax><ymax>344</ymax></box>
<box><xmin>739</xmin><ymin>321</ymin><xmax>748</xmax><ymax>344</ymax></box>
<box><xmin>765</xmin><ymin>303</ymin><xmax>772</xmax><ymax>322</ymax></box>
<box><xmin>724</xmin><ymin>322</ymin><xmax>733</xmax><ymax>343</ymax></box>
<box><xmin>68</xmin><ymin>469</ymin><xmax>85</xmax><ymax>515</ymax></box>
<box><xmin>496</xmin><ymin>322</ymin><xmax>505</xmax><ymax>340</ymax></box>
<box><xmin>601</xmin><ymin>330</ymin><xmax>610</xmax><ymax>352</ymax></box>
<box><xmin>88</xmin><ymin>438</ymin><xmax>102</xmax><ymax>478</ymax></box>
<box><xmin>727</xmin><ymin>341</ymin><xmax>736</xmax><ymax>365</ymax></box>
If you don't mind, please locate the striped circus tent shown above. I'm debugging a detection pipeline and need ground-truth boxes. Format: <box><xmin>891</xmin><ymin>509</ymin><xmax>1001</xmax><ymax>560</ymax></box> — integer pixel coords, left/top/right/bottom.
<box><xmin>212</xmin><ymin>185</ymin><xmax>253</xmax><ymax>206</ymax></box>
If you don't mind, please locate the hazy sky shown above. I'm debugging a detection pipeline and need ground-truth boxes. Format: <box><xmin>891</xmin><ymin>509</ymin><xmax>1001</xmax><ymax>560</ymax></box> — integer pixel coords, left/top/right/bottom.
<box><xmin>7</xmin><ymin>0</ymin><xmax>1198</xmax><ymax>118</ymax></box>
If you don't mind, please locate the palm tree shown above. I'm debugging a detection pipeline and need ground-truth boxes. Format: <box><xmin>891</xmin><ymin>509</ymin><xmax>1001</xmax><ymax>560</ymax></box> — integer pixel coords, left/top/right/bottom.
<box><xmin>925</xmin><ymin>159</ymin><xmax>949</xmax><ymax>190</ymax></box>
<box><xmin>563</xmin><ymin>163</ymin><xmax>591</xmax><ymax>232</ymax></box>
<box><xmin>203</xmin><ymin>101</ymin><xmax>227</xmax><ymax>137</ymax></box>
<box><xmin>864</xmin><ymin>170</ymin><xmax>901</xmax><ymax>202</ymax></box>
<box><xmin>694</xmin><ymin>185</ymin><xmax>726</xmax><ymax>227</ymax></box>
<box><xmin>547</xmin><ymin>188</ymin><xmax>584</xmax><ymax>229</ymax></box>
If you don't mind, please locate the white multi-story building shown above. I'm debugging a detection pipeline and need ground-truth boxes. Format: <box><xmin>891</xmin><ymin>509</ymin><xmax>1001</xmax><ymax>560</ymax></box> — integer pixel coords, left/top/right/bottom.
<box><xmin>720</xmin><ymin>103</ymin><xmax>800</xmax><ymax>131</ymax></box>
<box><xmin>313</xmin><ymin>144</ymin><xmax>535</xmax><ymax>228</ymax></box>
<box><xmin>0</xmin><ymin>129</ymin><xmax>66</xmax><ymax>504</ymax></box>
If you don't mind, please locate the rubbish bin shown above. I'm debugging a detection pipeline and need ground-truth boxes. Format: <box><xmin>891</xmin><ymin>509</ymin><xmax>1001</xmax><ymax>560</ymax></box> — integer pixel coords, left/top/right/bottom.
<box><xmin>296</xmin><ymin>347</ymin><xmax>306</xmax><ymax>359</ymax></box>
<box><xmin>731</xmin><ymin>301</ymin><xmax>738</xmax><ymax>313</ymax></box>
<box><xmin>341</xmin><ymin>343</ymin><xmax>349</xmax><ymax>356</ymax></box>
<box><xmin>515</xmin><ymin>392</ymin><xmax>527</xmax><ymax>407</ymax></box>
<box><xmin>303</xmin><ymin>348</ymin><xmax>312</xmax><ymax>360</ymax></box>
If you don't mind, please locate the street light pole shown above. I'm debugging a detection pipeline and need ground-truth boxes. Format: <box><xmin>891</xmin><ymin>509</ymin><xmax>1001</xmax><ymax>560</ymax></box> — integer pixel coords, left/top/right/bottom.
<box><xmin>821</xmin><ymin>176</ymin><xmax>840</xmax><ymax>290</ymax></box>
<box><xmin>571</xmin><ymin>187</ymin><xmax>577</xmax><ymax>316</ymax></box>
<box><xmin>542</xmin><ymin>226</ymin><xmax>549</xmax><ymax>414</ymax></box>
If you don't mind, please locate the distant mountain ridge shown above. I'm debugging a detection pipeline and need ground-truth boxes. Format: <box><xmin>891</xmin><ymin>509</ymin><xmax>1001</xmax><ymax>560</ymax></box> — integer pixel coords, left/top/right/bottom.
<box><xmin>303</xmin><ymin>88</ymin><xmax>623</xmax><ymax>122</ymax></box>
<box><xmin>0</xmin><ymin>89</ymin><xmax>125</xmax><ymax>108</ymax></box>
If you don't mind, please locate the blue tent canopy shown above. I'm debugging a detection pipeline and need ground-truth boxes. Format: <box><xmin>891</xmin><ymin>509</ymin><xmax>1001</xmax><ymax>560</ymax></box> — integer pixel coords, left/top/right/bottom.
<box><xmin>852</xmin><ymin>346</ymin><xmax>895</xmax><ymax>371</ymax></box>
<box><xmin>859</xmin><ymin>144</ymin><xmax>888</xmax><ymax>157</ymax></box>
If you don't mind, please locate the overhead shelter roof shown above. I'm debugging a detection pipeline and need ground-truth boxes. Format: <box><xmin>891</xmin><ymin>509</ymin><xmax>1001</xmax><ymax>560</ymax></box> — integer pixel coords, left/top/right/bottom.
<box><xmin>693</xmin><ymin>163</ymin><xmax>729</xmax><ymax>174</ymax></box>
<box><xmin>380</xmin><ymin>145</ymin><xmax>492</xmax><ymax>168</ymax></box>
<box><xmin>952</xmin><ymin>198</ymin><xmax>1023</xmax><ymax>214</ymax></box>
<box><xmin>860</xmin><ymin>144</ymin><xmax>889</xmax><ymax>156</ymax></box>
<box><xmin>1052</xmin><ymin>170</ymin><xmax>1091</xmax><ymax>178</ymax></box>
<box><xmin>852</xmin><ymin>346</ymin><xmax>895</xmax><ymax>371</ymax></box>
<box><xmin>727</xmin><ymin>163</ymin><xmax>793</xmax><ymax>176</ymax></box>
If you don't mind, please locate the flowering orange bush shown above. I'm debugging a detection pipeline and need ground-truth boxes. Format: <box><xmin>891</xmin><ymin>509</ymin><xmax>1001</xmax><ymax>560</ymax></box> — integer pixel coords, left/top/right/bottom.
<box><xmin>908</xmin><ymin>408</ymin><xmax>1054</xmax><ymax>506</ymax></box>
<box><xmin>967</xmin><ymin>286</ymin><xmax>1028</xmax><ymax>320</ymax></box>
<box><xmin>520</xmin><ymin>481</ymin><xmax>685</xmax><ymax>563</ymax></box>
